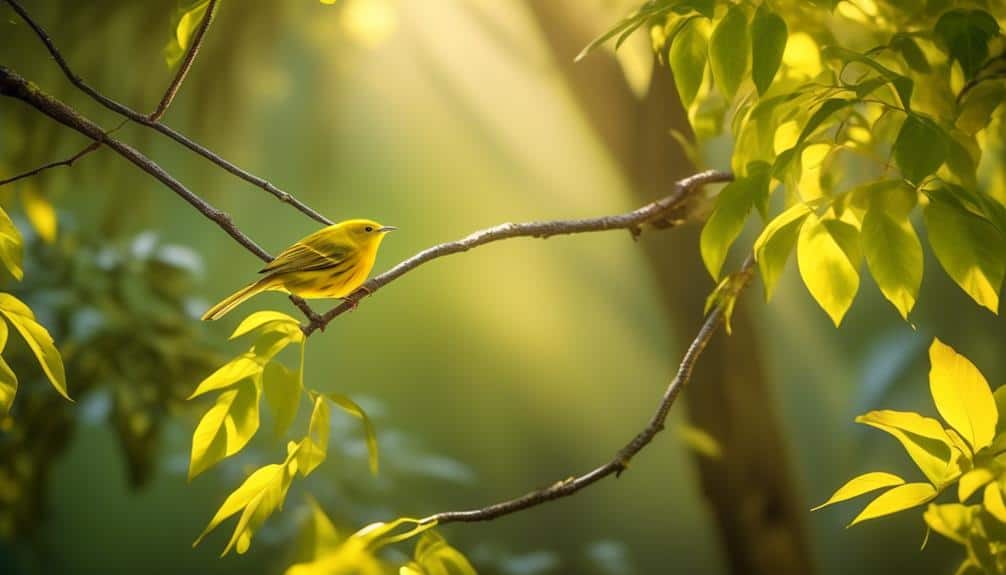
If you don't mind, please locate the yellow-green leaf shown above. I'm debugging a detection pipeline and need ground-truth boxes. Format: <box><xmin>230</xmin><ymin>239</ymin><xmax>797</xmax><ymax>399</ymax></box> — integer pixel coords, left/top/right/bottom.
<box><xmin>862</xmin><ymin>207</ymin><xmax>923</xmax><ymax>320</ymax></box>
<box><xmin>189</xmin><ymin>380</ymin><xmax>261</xmax><ymax>480</ymax></box>
<box><xmin>194</xmin><ymin>447</ymin><xmax>299</xmax><ymax>556</ymax></box>
<box><xmin>298</xmin><ymin>395</ymin><xmax>330</xmax><ymax>477</ymax></box>
<box><xmin>925</xmin><ymin>196</ymin><xmax>1005</xmax><ymax>313</ymax></box>
<box><xmin>189</xmin><ymin>354</ymin><xmax>262</xmax><ymax>399</ymax></box>
<box><xmin>263</xmin><ymin>362</ymin><xmax>302</xmax><ymax>438</ymax></box>
<box><xmin>669</xmin><ymin>18</ymin><xmax>707</xmax><ymax>108</ymax></box>
<box><xmin>850</xmin><ymin>482</ymin><xmax>936</xmax><ymax>526</ymax></box>
<box><xmin>929</xmin><ymin>338</ymin><xmax>997</xmax><ymax>451</ymax></box>
<box><xmin>797</xmin><ymin>212</ymin><xmax>860</xmax><ymax>326</ymax></box>
<box><xmin>986</xmin><ymin>482</ymin><xmax>1006</xmax><ymax>523</ymax></box>
<box><xmin>0</xmin><ymin>293</ymin><xmax>68</xmax><ymax>401</ymax></box>
<box><xmin>855</xmin><ymin>410</ymin><xmax>960</xmax><ymax>485</ymax></box>
<box><xmin>0</xmin><ymin>206</ymin><xmax>23</xmax><ymax>281</ymax></box>
<box><xmin>701</xmin><ymin>180</ymin><xmax>754</xmax><ymax>280</ymax></box>
<box><xmin>754</xmin><ymin>202</ymin><xmax>811</xmax><ymax>300</ymax></box>
<box><xmin>812</xmin><ymin>472</ymin><xmax>905</xmax><ymax>511</ymax></box>
<box><xmin>407</xmin><ymin>531</ymin><xmax>477</xmax><ymax>575</ymax></box>
<box><xmin>20</xmin><ymin>184</ymin><xmax>57</xmax><ymax>244</ymax></box>
<box><xmin>678</xmin><ymin>424</ymin><xmax>722</xmax><ymax>460</ymax></box>
<box><xmin>195</xmin><ymin>463</ymin><xmax>284</xmax><ymax>547</ymax></box>
<box><xmin>924</xmin><ymin>503</ymin><xmax>974</xmax><ymax>544</ymax></box>
<box><xmin>709</xmin><ymin>5</ymin><xmax>749</xmax><ymax>99</ymax></box>
<box><xmin>0</xmin><ymin>321</ymin><xmax>15</xmax><ymax>414</ymax></box>
<box><xmin>298</xmin><ymin>496</ymin><xmax>341</xmax><ymax>560</ymax></box>
<box><xmin>165</xmin><ymin>0</ymin><xmax>211</xmax><ymax>67</ymax></box>
<box><xmin>231</xmin><ymin>311</ymin><xmax>303</xmax><ymax>341</ymax></box>
<box><xmin>959</xmin><ymin>468</ymin><xmax>995</xmax><ymax>502</ymax></box>
<box><xmin>329</xmin><ymin>393</ymin><xmax>380</xmax><ymax>475</ymax></box>
<box><xmin>750</xmin><ymin>5</ymin><xmax>787</xmax><ymax>96</ymax></box>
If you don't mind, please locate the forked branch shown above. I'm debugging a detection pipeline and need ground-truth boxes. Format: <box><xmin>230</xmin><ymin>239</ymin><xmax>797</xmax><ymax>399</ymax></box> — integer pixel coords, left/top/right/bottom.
<box><xmin>1</xmin><ymin>0</ymin><xmax>332</xmax><ymax>226</ymax></box>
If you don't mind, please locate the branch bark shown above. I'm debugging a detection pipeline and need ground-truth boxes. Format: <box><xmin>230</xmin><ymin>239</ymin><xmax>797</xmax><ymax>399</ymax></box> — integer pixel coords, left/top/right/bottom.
<box><xmin>0</xmin><ymin>65</ymin><xmax>272</xmax><ymax>260</ymax></box>
<box><xmin>0</xmin><ymin>0</ymin><xmax>219</xmax><ymax>188</ymax></box>
<box><xmin>423</xmin><ymin>257</ymin><xmax>755</xmax><ymax>524</ymax></box>
<box><xmin>2</xmin><ymin>0</ymin><xmax>332</xmax><ymax>226</ymax></box>
<box><xmin>301</xmin><ymin>169</ymin><xmax>734</xmax><ymax>335</ymax></box>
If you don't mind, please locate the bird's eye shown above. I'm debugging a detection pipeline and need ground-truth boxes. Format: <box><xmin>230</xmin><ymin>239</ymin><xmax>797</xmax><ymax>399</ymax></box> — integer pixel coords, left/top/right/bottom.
<box><xmin>364</xmin><ymin>226</ymin><xmax>374</xmax><ymax>232</ymax></box>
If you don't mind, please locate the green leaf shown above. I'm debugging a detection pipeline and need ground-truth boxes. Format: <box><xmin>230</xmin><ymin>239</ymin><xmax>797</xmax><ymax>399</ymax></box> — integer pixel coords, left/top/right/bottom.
<box><xmin>0</xmin><ymin>293</ymin><xmax>68</xmax><ymax>401</ymax></box>
<box><xmin>576</xmin><ymin>2</ymin><xmax>675</xmax><ymax>62</ymax></box>
<box><xmin>798</xmin><ymin>99</ymin><xmax>853</xmax><ymax>147</ymax></box>
<box><xmin>750</xmin><ymin>5</ymin><xmax>787</xmax><ymax>95</ymax></box>
<box><xmin>958</xmin><ymin>468</ymin><xmax>995</xmax><ymax>502</ymax></box>
<box><xmin>329</xmin><ymin>393</ymin><xmax>380</xmax><ymax>475</ymax></box>
<box><xmin>669</xmin><ymin>18</ymin><xmax>707</xmax><ymax>108</ymax></box>
<box><xmin>298</xmin><ymin>395</ymin><xmax>331</xmax><ymax>477</ymax></box>
<box><xmin>812</xmin><ymin>472</ymin><xmax>905</xmax><ymax>511</ymax></box>
<box><xmin>189</xmin><ymin>379</ymin><xmax>261</xmax><ymax>480</ymax></box>
<box><xmin>263</xmin><ymin>362</ymin><xmax>302</xmax><ymax>438</ymax></box>
<box><xmin>0</xmin><ymin>206</ymin><xmax>23</xmax><ymax>281</ymax></box>
<box><xmin>894</xmin><ymin>114</ymin><xmax>948</xmax><ymax>184</ymax></box>
<box><xmin>700</xmin><ymin>172</ymin><xmax>768</xmax><ymax>279</ymax></box>
<box><xmin>855</xmin><ymin>409</ymin><xmax>961</xmax><ymax>485</ymax></box>
<box><xmin>0</xmin><ymin>321</ymin><xmax>16</xmax><ymax>414</ymax></box>
<box><xmin>924</xmin><ymin>503</ymin><xmax>974</xmax><ymax>544</ymax></box>
<box><xmin>709</xmin><ymin>5</ymin><xmax>749</xmax><ymax>99</ymax></box>
<box><xmin>797</xmin><ymin>212</ymin><xmax>860</xmax><ymax>326</ymax></box>
<box><xmin>934</xmin><ymin>9</ymin><xmax>1000</xmax><ymax>81</ymax></box>
<box><xmin>823</xmin><ymin>46</ymin><xmax>914</xmax><ymax>109</ymax></box>
<box><xmin>929</xmin><ymin>338</ymin><xmax>997</xmax><ymax>451</ymax></box>
<box><xmin>754</xmin><ymin>202</ymin><xmax>811</xmax><ymax>300</ymax></box>
<box><xmin>850</xmin><ymin>482</ymin><xmax>937</xmax><ymax>525</ymax></box>
<box><xmin>925</xmin><ymin>195</ymin><xmax>1005</xmax><ymax>313</ymax></box>
<box><xmin>957</xmin><ymin>80</ymin><xmax>1006</xmax><ymax>134</ymax></box>
<box><xmin>890</xmin><ymin>34</ymin><xmax>930</xmax><ymax>74</ymax></box>
<box><xmin>862</xmin><ymin>205</ymin><xmax>923</xmax><ymax>320</ymax></box>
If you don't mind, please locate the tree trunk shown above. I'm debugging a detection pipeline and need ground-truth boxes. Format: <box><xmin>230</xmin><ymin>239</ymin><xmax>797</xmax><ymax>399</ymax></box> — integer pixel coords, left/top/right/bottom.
<box><xmin>524</xmin><ymin>3</ymin><xmax>816</xmax><ymax>574</ymax></box>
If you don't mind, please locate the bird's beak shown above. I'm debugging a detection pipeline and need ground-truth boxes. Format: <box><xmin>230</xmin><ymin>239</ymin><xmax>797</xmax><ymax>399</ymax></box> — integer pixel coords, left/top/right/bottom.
<box><xmin>377</xmin><ymin>226</ymin><xmax>398</xmax><ymax>233</ymax></box>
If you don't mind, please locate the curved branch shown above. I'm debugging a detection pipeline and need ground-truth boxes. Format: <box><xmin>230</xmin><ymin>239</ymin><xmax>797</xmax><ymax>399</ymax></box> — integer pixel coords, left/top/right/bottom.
<box><xmin>2</xmin><ymin>0</ymin><xmax>333</xmax><ymax>226</ymax></box>
<box><xmin>424</xmin><ymin>256</ymin><xmax>755</xmax><ymax>524</ymax></box>
<box><xmin>302</xmin><ymin>169</ymin><xmax>733</xmax><ymax>335</ymax></box>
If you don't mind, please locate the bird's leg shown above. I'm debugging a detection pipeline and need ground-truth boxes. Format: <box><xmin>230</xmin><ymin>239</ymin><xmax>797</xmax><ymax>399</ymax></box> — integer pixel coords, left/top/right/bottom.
<box><xmin>341</xmin><ymin>285</ymin><xmax>374</xmax><ymax>313</ymax></box>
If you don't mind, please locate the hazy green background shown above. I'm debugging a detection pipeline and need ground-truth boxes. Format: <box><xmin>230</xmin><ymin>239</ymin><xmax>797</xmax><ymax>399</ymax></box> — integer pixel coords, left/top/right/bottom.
<box><xmin>1</xmin><ymin>1</ymin><xmax>1004</xmax><ymax>573</ymax></box>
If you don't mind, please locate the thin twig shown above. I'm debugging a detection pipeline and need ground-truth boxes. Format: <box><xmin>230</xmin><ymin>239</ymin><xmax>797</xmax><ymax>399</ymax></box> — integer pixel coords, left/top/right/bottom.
<box><xmin>0</xmin><ymin>0</ymin><xmax>217</xmax><ymax>187</ymax></box>
<box><xmin>302</xmin><ymin>169</ymin><xmax>734</xmax><ymax>335</ymax></box>
<box><xmin>0</xmin><ymin>66</ymin><xmax>271</xmax><ymax>261</ymax></box>
<box><xmin>0</xmin><ymin>118</ymin><xmax>128</xmax><ymax>189</ymax></box>
<box><xmin>2</xmin><ymin>0</ymin><xmax>333</xmax><ymax>226</ymax></box>
<box><xmin>421</xmin><ymin>256</ymin><xmax>755</xmax><ymax>524</ymax></box>
<box><xmin>150</xmin><ymin>0</ymin><xmax>220</xmax><ymax>122</ymax></box>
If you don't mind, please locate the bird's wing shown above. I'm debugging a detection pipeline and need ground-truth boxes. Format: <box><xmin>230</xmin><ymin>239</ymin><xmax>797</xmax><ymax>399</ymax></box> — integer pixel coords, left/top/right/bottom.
<box><xmin>259</xmin><ymin>239</ymin><xmax>354</xmax><ymax>275</ymax></box>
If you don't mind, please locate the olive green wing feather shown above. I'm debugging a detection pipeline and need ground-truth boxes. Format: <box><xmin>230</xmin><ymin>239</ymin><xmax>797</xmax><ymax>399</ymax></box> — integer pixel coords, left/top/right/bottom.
<box><xmin>259</xmin><ymin>239</ymin><xmax>354</xmax><ymax>275</ymax></box>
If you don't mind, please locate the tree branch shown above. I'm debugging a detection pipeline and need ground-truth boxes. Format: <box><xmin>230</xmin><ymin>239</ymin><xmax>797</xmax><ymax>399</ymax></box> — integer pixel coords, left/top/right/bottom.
<box><xmin>1</xmin><ymin>0</ymin><xmax>220</xmax><ymax>188</ymax></box>
<box><xmin>421</xmin><ymin>256</ymin><xmax>755</xmax><ymax>525</ymax></box>
<box><xmin>150</xmin><ymin>0</ymin><xmax>220</xmax><ymax>122</ymax></box>
<box><xmin>2</xmin><ymin>0</ymin><xmax>333</xmax><ymax>226</ymax></box>
<box><xmin>302</xmin><ymin>169</ymin><xmax>733</xmax><ymax>335</ymax></box>
<box><xmin>0</xmin><ymin>66</ymin><xmax>272</xmax><ymax>260</ymax></box>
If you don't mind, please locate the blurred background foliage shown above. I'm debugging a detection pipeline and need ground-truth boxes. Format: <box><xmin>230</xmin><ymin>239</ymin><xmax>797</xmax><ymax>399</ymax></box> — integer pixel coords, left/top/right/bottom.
<box><xmin>0</xmin><ymin>0</ymin><xmax>1004</xmax><ymax>574</ymax></box>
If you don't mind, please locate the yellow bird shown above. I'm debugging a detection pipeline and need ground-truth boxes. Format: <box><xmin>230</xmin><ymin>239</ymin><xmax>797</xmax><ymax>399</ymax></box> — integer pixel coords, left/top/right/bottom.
<box><xmin>202</xmin><ymin>218</ymin><xmax>397</xmax><ymax>321</ymax></box>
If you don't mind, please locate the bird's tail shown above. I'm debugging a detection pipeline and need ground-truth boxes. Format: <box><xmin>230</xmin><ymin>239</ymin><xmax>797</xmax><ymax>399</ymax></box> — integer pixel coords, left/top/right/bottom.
<box><xmin>202</xmin><ymin>277</ymin><xmax>277</xmax><ymax>321</ymax></box>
